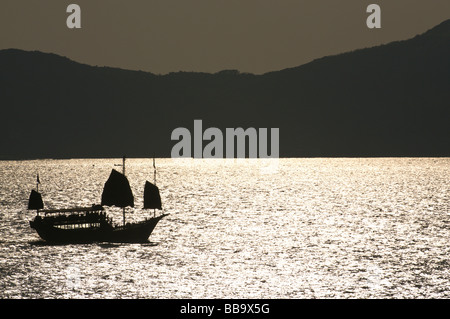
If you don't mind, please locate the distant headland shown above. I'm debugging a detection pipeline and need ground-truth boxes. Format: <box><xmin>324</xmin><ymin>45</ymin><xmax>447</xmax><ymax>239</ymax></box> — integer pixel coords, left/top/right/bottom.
<box><xmin>0</xmin><ymin>19</ymin><xmax>449</xmax><ymax>159</ymax></box>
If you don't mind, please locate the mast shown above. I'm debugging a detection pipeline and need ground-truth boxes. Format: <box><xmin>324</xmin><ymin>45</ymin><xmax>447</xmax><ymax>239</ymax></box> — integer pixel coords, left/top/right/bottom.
<box><xmin>101</xmin><ymin>156</ymin><xmax>134</xmax><ymax>227</ymax></box>
<box><xmin>153</xmin><ymin>157</ymin><xmax>156</xmax><ymax>185</ymax></box>
<box><xmin>29</xmin><ymin>174</ymin><xmax>44</xmax><ymax>214</ymax></box>
<box><xmin>122</xmin><ymin>156</ymin><xmax>126</xmax><ymax>226</ymax></box>
<box><xmin>143</xmin><ymin>157</ymin><xmax>162</xmax><ymax>216</ymax></box>
<box><xmin>153</xmin><ymin>157</ymin><xmax>156</xmax><ymax>217</ymax></box>
<box><xmin>36</xmin><ymin>174</ymin><xmax>40</xmax><ymax>215</ymax></box>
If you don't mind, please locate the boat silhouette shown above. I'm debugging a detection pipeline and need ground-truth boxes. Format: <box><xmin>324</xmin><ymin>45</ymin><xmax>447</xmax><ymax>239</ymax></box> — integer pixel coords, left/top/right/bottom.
<box><xmin>29</xmin><ymin>157</ymin><xmax>168</xmax><ymax>243</ymax></box>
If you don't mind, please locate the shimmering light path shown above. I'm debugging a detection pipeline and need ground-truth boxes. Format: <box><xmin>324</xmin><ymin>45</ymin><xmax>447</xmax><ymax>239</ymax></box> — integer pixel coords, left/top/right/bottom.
<box><xmin>0</xmin><ymin>158</ymin><xmax>449</xmax><ymax>298</ymax></box>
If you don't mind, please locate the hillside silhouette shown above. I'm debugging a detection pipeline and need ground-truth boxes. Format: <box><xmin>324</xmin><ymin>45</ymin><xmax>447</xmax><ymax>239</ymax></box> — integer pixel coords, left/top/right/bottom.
<box><xmin>1</xmin><ymin>20</ymin><xmax>449</xmax><ymax>159</ymax></box>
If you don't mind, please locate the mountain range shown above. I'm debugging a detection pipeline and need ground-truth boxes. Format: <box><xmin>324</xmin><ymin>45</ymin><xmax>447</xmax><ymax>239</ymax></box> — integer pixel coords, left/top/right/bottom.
<box><xmin>1</xmin><ymin>19</ymin><xmax>449</xmax><ymax>159</ymax></box>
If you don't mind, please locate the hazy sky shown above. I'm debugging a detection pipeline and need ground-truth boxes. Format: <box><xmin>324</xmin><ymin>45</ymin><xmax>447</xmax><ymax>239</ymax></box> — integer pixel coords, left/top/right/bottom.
<box><xmin>1</xmin><ymin>0</ymin><xmax>449</xmax><ymax>74</ymax></box>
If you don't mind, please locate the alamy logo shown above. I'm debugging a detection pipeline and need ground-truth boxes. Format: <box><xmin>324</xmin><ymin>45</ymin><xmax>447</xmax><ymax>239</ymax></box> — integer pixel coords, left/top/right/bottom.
<box><xmin>65</xmin><ymin>265</ymin><xmax>82</xmax><ymax>290</ymax></box>
<box><xmin>171</xmin><ymin>120</ymin><xmax>279</xmax><ymax>159</ymax></box>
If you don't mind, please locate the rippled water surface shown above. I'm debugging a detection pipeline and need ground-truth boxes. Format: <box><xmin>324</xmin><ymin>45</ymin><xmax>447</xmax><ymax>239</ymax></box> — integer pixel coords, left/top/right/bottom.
<box><xmin>0</xmin><ymin>158</ymin><xmax>449</xmax><ymax>298</ymax></box>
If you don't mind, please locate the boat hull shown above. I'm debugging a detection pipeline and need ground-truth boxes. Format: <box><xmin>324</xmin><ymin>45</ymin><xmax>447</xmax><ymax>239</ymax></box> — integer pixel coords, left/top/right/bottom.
<box><xmin>30</xmin><ymin>214</ymin><xmax>168</xmax><ymax>244</ymax></box>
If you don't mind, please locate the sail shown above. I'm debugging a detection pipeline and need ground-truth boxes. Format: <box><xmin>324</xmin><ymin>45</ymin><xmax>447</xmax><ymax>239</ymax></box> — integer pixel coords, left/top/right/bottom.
<box><xmin>28</xmin><ymin>190</ymin><xmax>44</xmax><ymax>210</ymax></box>
<box><xmin>144</xmin><ymin>181</ymin><xmax>162</xmax><ymax>210</ymax></box>
<box><xmin>101</xmin><ymin>169</ymin><xmax>134</xmax><ymax>208</ymax></box>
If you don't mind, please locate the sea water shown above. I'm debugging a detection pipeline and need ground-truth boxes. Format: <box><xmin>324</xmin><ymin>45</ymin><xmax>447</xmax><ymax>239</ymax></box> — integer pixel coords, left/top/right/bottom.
<box><xmin>0</xmin><ymin>158</ymin><xmax>449</xmax><ymax>298</ymax></box>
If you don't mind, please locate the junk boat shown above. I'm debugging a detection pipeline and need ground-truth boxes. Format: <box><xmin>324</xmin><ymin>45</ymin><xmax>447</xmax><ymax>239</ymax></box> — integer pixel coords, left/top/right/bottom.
<box><xmin>29</xmin><ymin>157</ymin><xmax>168</xmax><ymax>243</ymax></box>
